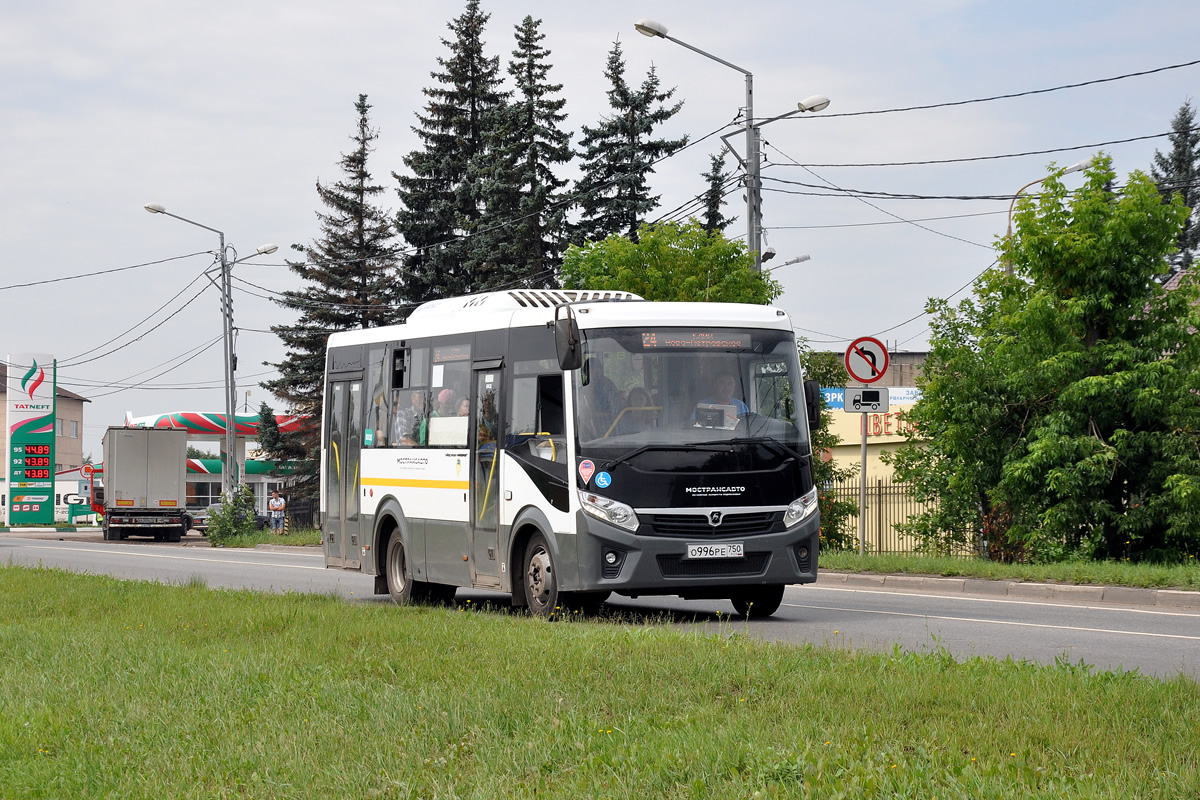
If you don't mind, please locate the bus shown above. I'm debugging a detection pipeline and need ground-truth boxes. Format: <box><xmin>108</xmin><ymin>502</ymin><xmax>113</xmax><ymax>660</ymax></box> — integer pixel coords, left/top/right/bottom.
<box><xmin>320</xmin><ymin>289</ymin><xmax>822</xmax><ymax>618</ymax></box>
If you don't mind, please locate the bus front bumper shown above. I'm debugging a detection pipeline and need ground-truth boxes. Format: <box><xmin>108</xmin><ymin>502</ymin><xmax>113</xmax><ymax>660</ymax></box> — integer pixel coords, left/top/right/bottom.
<box><xmin>562</xmin><ymin>510</ymin><xmax>820</xmax><ymax>596</ymax></box>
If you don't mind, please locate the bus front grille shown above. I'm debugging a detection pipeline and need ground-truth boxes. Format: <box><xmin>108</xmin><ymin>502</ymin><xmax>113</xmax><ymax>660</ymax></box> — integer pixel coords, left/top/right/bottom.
<box><xmin>643</xmin><ymin>512</ymin><xmax>779</xmax><ymax>538</ymax></box>
<box><xmin>656</xmin><ymin>552</ymin><xmax>770</xmax><ymax>578</ymax></box>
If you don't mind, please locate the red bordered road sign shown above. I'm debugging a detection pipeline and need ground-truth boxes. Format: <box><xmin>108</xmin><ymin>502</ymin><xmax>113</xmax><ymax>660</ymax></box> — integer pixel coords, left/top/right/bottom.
<box><xmin>845</xmin><ymin>336</ymin><xmax>889</xmax><ymax>384</ymax></box>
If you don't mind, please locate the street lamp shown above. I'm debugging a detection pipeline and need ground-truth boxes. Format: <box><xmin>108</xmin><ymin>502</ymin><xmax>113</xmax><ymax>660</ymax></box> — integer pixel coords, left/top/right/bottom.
<box><xmin>768</xmin><ymin>254</ymin><xmax>812</xmax><ymax>271</ymax></box>
<box><xmin>1003</xmin><ymin>157</ymin><xmax>1094</xmax><ymax>276</ymax></box>
<box><xmin>636</xmin><ymin>19</ymin><xmax>828</xmax><ymax>272</ymax></box>
<box><xmin>144</xmin><ymin>203</ymin><xmax>277</xmax><ymax>499</ymax></box>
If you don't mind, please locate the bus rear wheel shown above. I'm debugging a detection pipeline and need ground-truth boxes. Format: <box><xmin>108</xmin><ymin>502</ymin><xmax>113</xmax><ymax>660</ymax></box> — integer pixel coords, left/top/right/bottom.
<box><xmin>523</xmin><ymin>533</ymin><xmax>559</xmax><ymax>617</ymax></box>
<box><xmin>385</xmin><ymin>535</ymin><xmax>429</xmax><ymax>605</ymax></box>
<box><xmin>730</xmin><ymin>585</ymin><xmax>785</xmax><ymax>618</ymax></box>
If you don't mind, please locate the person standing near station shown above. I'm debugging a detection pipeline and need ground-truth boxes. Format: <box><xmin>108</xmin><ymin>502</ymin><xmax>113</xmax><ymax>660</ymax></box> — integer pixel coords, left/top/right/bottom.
<box><xmin>268</xmin><ymin>490</ymin><xmax>286</xmax><ymax>535</ymax></box>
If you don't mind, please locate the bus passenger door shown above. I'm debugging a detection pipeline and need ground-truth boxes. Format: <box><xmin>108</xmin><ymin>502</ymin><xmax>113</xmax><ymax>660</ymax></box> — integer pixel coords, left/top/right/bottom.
<box><xmin>324</xmin><ymin>379</ymin><xmax>363</xmax><ymax>568</ymax></box>
<box><xmin>471</xmin><ymin>369</ymin><xmax>501</xmax><ymax>585</ymax></box>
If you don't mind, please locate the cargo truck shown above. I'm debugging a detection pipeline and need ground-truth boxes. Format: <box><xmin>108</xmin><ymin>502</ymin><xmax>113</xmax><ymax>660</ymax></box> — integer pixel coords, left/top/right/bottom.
<box><xmin>99</xmin><ymin>427</ymin><xmax>189</xmax><ymax>541</ymax></box>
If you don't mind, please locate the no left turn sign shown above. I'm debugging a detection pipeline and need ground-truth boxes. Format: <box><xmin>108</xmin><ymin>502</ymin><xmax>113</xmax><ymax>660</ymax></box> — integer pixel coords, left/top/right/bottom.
<box><xmin>845</xmin><ymin>336</ymin><xmax>889</xmax><ymax>384</ymax></box>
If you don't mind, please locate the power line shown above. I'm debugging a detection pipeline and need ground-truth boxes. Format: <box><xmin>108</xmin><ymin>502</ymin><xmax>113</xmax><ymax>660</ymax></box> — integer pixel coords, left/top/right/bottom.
<box><xmin>770</xmin><ymin>126</ymin><xmax>1200</xmax><ymax>168</ymax></box>
<box><xmin>801</xmin><ymin>259</ymin><xmax>998</xmax><ymax>345</ymax></box>
<box><xmin>60</xmin><ymin>275</ymin><xmax>212</xmax><ymax>368</ymax></box>
<box><xmin>0</xmin><ymin>252</ymin><xmax>209</xmax><ymax>292</ymax></box>
<box><xmin>86</xmin><ymin>337</ymin><xmax>225</xmax><ymax>398</ymax></box>
<box><xmin>766</xmin><ymin>210</ymin><xmax>1010</xmax><ymax>230</ymax></box>
<box><xmin>770</xmin><ymin>58</ymin><xmax>1200</xmax><ymax>122</ymax></box>
<box><xmin>764</xmin><ymin>142</ymin><xmax>993</xmax><ymax>249</ymax></box>
<box><xmin>60</xmin><ymin>336</ymin><xmax>223</xmax><ymax>389</ymax></box>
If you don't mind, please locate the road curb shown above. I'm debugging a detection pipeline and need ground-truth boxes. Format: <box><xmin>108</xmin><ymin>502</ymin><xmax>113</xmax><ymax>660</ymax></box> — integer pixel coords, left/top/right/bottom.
<box><xmin>0</xmin><ymin>527</ymin><xmax>102</xmax><ymax>534</ymax></box>
<box><xmin>819</xmin><ymin>570</ymin><xmax>1200</xmax><ymax>610</ymax></box>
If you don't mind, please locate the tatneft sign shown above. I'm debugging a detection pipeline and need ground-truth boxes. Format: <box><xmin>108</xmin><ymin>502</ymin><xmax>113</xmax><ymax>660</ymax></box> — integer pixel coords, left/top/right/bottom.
<box><xmin>6</xmin><ymin>353</ymin><xmax>57</xmax><ymax>525</ymax></box>
<box><xmin>822</xmin><ymin>387</ymin><xmax>921</xmax><ymax>440</ymax></box>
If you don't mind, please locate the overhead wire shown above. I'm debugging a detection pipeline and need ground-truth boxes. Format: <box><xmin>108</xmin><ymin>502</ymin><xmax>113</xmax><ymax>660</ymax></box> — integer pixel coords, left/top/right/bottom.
<box><xmin>85</xmin><ymin>337</ymin><xmax>225</xmax><ymax>398</ymax></box>
<box><xmin>766</xmin><ymin>58</ymin><xmax>1200</xmax><ymax>122</ymax></box>
<box><xmin>763</xmin><ymin>141</ymin><xmax>994</xmax><ymax>249</ymax></box>
<box><xmin>0</xmin><ymin>252</ymin><xmax>209</xmax><ymax>292</ymax></box>
<box><xmin>59</xmin><ymin>272</ymin><xmax>213</xmax><ymax>368</ymax></box>
<box><xmin>771</xmin><ymin>126</ymin><xmax>1200</xmax><ymax>168</ymax></box>
<box><xmin>799</xmin><ymin>259</ymin><xmax>999</xmax><ymax>345</ymax></box>
<box><xmin>767</xmin><ymin>210</ymin><xmax>1010</xmax><ymax>230</ymax></box>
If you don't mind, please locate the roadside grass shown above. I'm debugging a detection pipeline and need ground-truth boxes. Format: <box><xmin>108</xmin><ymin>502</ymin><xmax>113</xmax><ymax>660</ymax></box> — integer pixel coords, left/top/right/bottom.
<box><xmin>203</xmin><ymin>527</ymin><xmax>322</xmax><ymax>548</ymax></box>
<box><xmin>1</xmin><ymin>566</ymin><xmax>1197</xmax><ymax>798</ymax></box>
<box><xmin>820</xmin><ymin>551</ymin><xmax>1200</xmax><ymax>590</ymax></box>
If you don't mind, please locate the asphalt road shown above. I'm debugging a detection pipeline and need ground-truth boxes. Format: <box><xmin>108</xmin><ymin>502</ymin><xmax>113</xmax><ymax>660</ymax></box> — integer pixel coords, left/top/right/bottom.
<box><xmin>4</xmin><ymin>533</ymin><xmax>1198</xmax><ymax>679</ymax></box>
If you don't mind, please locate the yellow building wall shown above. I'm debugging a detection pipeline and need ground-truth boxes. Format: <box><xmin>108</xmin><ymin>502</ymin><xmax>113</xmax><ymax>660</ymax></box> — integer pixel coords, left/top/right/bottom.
<box><xmin>820</xmin><ymin>387</ymin><xmax>920</xmax><ymax>481</ymax></box>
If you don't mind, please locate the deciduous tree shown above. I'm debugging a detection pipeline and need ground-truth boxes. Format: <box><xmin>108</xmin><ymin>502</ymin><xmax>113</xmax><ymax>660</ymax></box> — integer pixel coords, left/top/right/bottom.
<box><xmin>891</xmin><ymin>156</ymin><xmax>1200</xmax><ymax>562</ymax></box>
<box><xmin>561</xmin><ymin>219</ymin><xmax>779</xmax><ymax>304</ymax></box>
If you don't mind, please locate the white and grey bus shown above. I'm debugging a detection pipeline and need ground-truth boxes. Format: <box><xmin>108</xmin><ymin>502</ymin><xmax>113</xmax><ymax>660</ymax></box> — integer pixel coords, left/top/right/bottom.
<box><xmin>320</xmin><ymin>289</ymin><xmax>822</xmax><ymax>617</ymax></box>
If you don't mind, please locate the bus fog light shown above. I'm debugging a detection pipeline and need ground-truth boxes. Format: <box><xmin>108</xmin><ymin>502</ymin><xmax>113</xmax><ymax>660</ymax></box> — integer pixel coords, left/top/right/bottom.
<box><xmin>604</xmin><ymin>551</ymin><xmax>619</xmax><ymax>565</ymax></box>
<box><xmin>578</xmin><ymin>491</ymin><xmax>640</xmax><ymax>532</ymax></box>
<box><xmin>797</xmin><ymin>546</ymin><xmax>809</xmax><ymax>560</ymax></box>
<box><xmin>785</xmin><ymin>487</ymin><xmax>819</xmax><ymax>527</ymax></box>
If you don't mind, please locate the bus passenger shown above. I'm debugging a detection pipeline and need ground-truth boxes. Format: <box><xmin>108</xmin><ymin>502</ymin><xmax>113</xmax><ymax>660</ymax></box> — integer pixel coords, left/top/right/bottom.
<box><xmin>435</xmin><ymin>388</ymin><xmax>457</xmax><ymax>417</ymax></box>
<box><xmin>615</xmin><ymin>386</ymin><xmax>657</xmax><ymax>435</ymax></box>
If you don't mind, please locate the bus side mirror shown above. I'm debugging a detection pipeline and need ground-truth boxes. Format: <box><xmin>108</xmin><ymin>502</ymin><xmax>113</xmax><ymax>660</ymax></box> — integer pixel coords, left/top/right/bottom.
<box><xmin>554</xmin><ymin>305</ymin><xmax>583</xmax><ymax>371</ymax></box>
<box><xmin>804</xmin><ymin>379</ymin><xmax>821</xmax><ymax>430</ymax></box>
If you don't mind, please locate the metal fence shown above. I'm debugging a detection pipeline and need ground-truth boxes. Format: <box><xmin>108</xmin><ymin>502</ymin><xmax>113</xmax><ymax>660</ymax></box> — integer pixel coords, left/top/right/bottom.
<box><xmin>826</xmin><ymin>478</ymin><xmax>969</xmax><ymax>555</ymax></box>
<box><xmin>287</xmin><ymin>498</ymin><xmax>317</xmax><ymax>530</ymax></box>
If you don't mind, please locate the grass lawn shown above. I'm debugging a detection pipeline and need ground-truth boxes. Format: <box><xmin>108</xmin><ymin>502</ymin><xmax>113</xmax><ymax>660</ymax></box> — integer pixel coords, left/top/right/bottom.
<box><xmin>819</xmin><ymin>551</ymin><xmax>1200</xmax><ymax>591</ymax></box>
<box><xmin>207</xmin><ymin>527</ymin><xmax>322</xmax><ymax>548</ymax></box>
<box><xmin>1</xmin><ymin>566</ymin><xmax>1196</xmax><ymax>798</ymax></box>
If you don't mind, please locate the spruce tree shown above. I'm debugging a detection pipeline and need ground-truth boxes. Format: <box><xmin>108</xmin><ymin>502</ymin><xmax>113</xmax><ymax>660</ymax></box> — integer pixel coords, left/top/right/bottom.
<box><xmin>265</xmin><ymin>94</ymin><xmax>398</xmax><ymax>492</ymax></box>
<box><xmin>574</xmin><ymin>40</ymin><xmax>687</xmax><ymax>244</ymax></box>
<box><xmin>395</xmin><ymin>0</ymin><xmax>506</xmax><ymax>302</ymax></box>
<box><xmin>469</xmin><ymin>15</ymin><xmax>573</xmax><ymax>289</ymax></box>
<box><xmin>1149</xmin><ymin>100</ymin><xmax>1200</xmax><ymax>276</ymax></box>
<box><xmin>700</xmin><ymin>153</ymin><xmax>735</xmax><ymax>233</ymax></box>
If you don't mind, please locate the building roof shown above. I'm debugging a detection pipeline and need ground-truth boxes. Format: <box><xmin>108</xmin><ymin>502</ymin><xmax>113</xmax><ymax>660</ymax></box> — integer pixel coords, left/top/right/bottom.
<box><xmin>0</xmin><ymin>363</ymin><xmax>90</xmax><ymax>402</ymax></box>
<box><xmin>1163</xmin><ymin>268</ymin><xmax>1191</xmax><ymax>292</ymax></box>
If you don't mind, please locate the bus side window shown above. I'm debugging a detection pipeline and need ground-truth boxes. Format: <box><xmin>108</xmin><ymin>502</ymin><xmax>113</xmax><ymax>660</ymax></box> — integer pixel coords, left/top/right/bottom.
<box><xmin>388</xmin><ymin>347</ymin><xmax>431</xmax><ymax>447</ymax></box>
<box><xmin>538</xmin><ymin>374</ymin><xmax>564</xmax><ymax>435</ymax></box>
<box><xmin>366</xmin><ymin>346</ymin><xmax>389</xmax><ymax>447</ymax></box>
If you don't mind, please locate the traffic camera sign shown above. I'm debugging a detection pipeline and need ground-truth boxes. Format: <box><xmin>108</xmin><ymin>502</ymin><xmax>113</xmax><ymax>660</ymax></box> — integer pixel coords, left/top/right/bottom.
<box><xmin>844</xmin><ymin>336</ymin><xmax>889</xmax><ymax>384</ymax></box>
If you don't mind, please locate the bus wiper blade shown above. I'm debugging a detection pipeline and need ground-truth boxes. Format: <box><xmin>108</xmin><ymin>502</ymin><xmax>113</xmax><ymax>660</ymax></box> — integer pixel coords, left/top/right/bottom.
<box><xmin>602</xmin><ymin>443</ymin><xmax>722</xmax><ymax>472</ymax></box>
<box><xmin>724</xmin><ymin>436</ymin><xmax>805</xmax><ymax>462</ymax></box>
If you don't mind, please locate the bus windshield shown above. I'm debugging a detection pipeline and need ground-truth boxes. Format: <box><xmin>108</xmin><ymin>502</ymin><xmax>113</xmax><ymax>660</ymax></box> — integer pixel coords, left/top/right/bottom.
<box><xmin>572</xmin><ymin>326</ymin><xmax>810</xmax><ymax>462</ymax></box>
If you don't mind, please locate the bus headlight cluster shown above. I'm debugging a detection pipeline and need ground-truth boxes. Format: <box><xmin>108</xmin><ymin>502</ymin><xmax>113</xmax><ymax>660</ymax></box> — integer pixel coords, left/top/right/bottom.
<box><xmin>578</xmin><ymin>491</ymin><xmax>640</xmax><ymax>532</ymax></box>
<box><xmin>784</xmin><ymin>486</ymin><xmax>819</xmax><ymax>527</ymax></box>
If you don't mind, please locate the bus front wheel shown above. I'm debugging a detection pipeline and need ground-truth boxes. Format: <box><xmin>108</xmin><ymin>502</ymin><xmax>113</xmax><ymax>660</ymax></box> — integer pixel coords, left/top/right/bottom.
<box><xmin>730</xmin><ymin>585</ymin><xmax>785</xmax><ymax>618</ymax></box>
<box><xmin>523</xmin><ymin>533</ymin><xmax>559</xmax><ymax>616</ymax></box>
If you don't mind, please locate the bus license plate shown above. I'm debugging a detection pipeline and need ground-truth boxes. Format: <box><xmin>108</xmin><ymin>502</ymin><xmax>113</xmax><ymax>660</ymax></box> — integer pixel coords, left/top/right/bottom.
<box><xmin>686</xmin><ymin>542</ymin><xmax>744</xmax><ymax>560</ymax></box>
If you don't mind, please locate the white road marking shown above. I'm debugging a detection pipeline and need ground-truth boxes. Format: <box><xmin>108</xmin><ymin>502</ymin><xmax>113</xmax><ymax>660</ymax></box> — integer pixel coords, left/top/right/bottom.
<box><xmin>783</xmin><ymin>601</ymin><xmax>1200</xmax><ymax>642</ymax></box>
<box><xmin>11</xmin><ymin>543</ymin><xmax>327</xmax><ymax>570</ymax></box>
<box><xmin>802</xmin><ymin>585</ymin><xmax>1200</xmax><ymax>618</ymax></box>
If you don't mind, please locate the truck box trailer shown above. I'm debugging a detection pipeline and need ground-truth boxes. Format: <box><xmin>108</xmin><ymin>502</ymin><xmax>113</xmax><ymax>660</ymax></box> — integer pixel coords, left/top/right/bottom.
<box><xmin>100</xmin><ymin>427</ymin><xmax>189</xmax><ymax>541</ymax></box>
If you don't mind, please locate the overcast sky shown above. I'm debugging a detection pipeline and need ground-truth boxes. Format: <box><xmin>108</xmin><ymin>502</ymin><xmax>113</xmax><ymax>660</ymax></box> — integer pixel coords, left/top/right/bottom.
<box><xmin>3</xmin><ymin>0</ymin><xmax>1199</xmax><ymax>459</ymax></box>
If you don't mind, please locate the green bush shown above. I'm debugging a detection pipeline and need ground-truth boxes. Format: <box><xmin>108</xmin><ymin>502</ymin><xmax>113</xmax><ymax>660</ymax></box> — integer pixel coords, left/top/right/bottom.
<box><xmin>205</xmin><ymin>488</ymin><xmax>259</xmax><ymax>546</ymax></box>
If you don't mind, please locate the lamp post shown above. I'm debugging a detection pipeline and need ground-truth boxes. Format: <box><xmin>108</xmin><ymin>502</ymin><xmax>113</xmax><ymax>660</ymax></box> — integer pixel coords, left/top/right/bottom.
<box><xmin>635</xmin><ymin>19</ymin><xmax>828</xmax><ymax>272</ymax></box>
<box><xmin>144</xmin><ymin>203</ymin><xmax>276</xmax><ymax>499</ymax></box>
<box><xmin>1003</xmin><ymin>157</ymin><xmax>1094</xmax><ymax>276</ymax></box>
<box><xmin>767</xmin><ymin>254</ymin><xmax>812</xmax><ymax>271</ymax></box>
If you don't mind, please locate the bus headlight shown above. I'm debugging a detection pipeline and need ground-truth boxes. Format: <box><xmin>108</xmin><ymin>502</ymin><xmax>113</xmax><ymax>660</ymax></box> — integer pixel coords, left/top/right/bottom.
<box><xmin>784</xmin><ymin>487</ymin><xmax>819</xmax><ymax>527</ymax></box>
<box><xmin>578</xmin><ymin>491</ymin><xmax>640</xmax><ymax>532</ymax></box>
